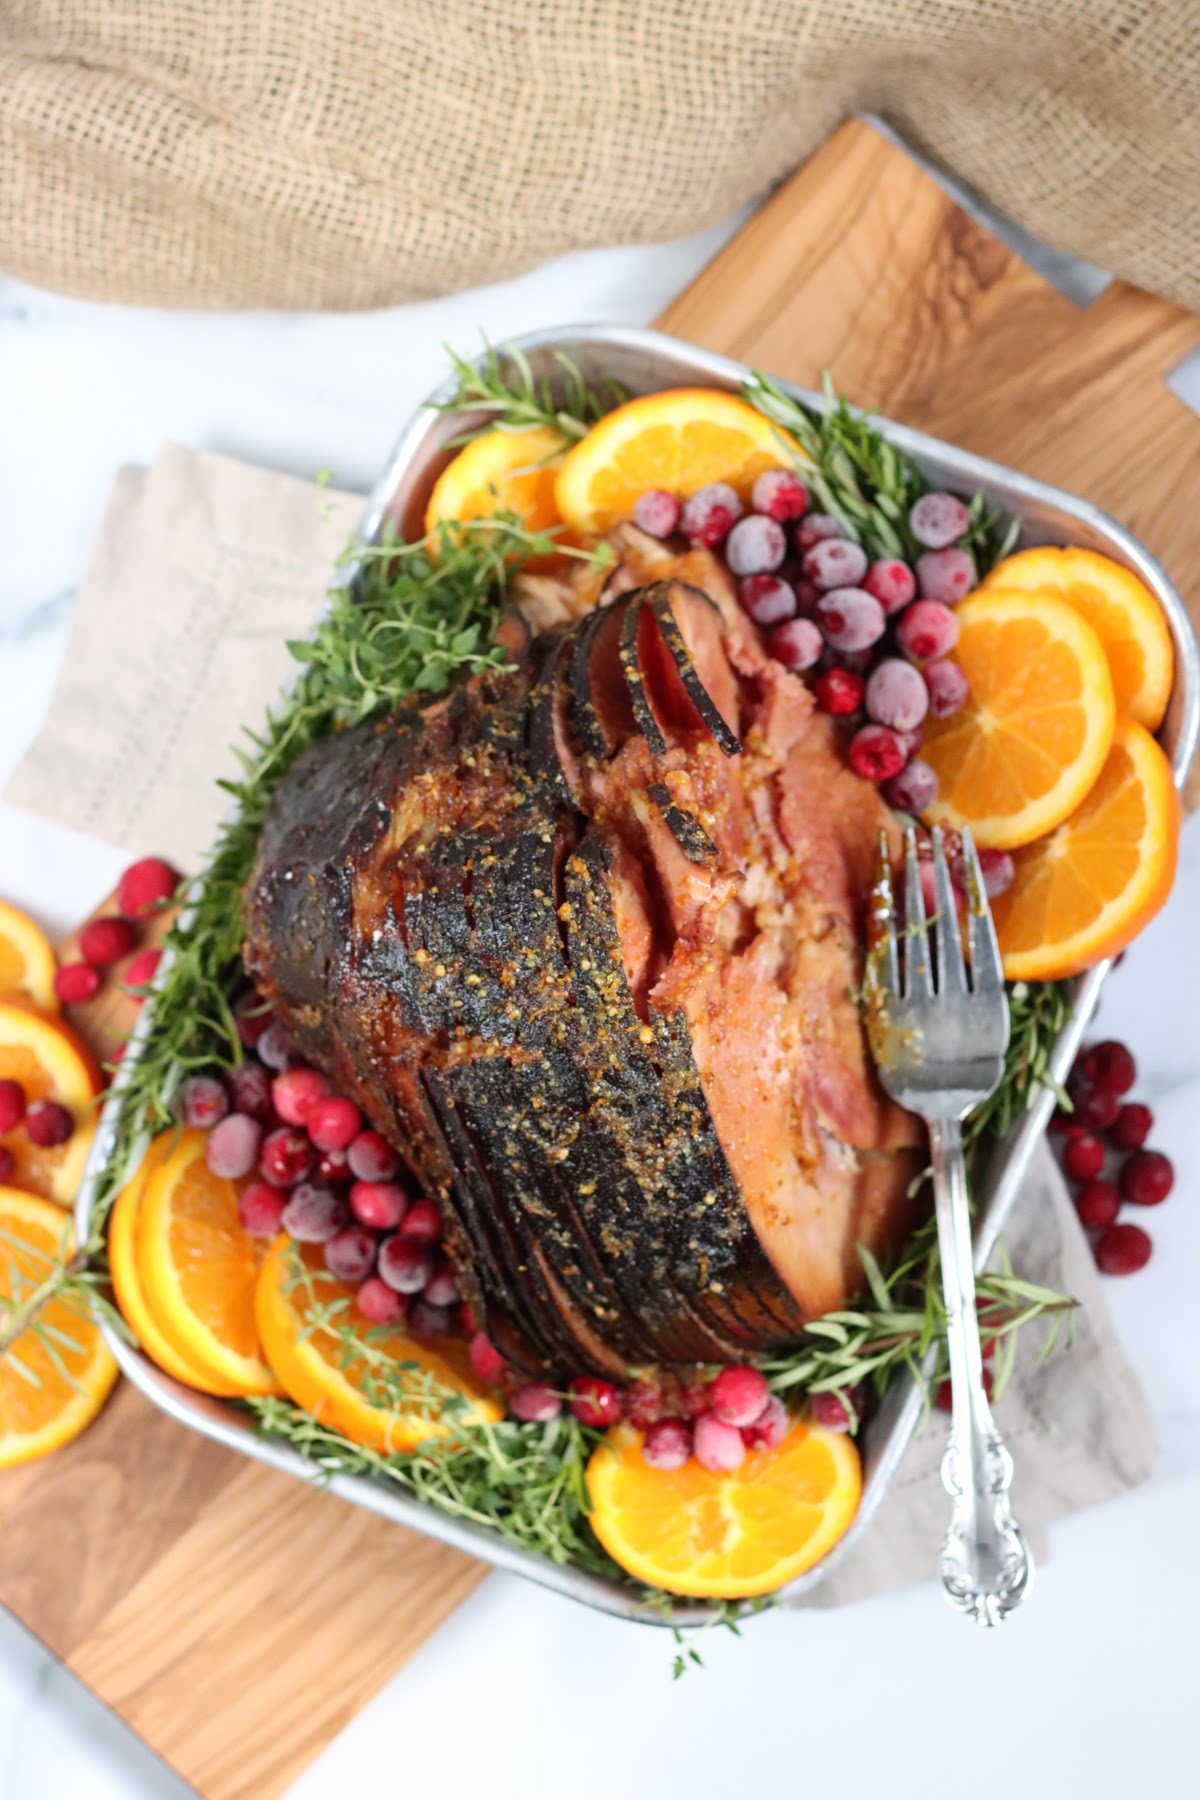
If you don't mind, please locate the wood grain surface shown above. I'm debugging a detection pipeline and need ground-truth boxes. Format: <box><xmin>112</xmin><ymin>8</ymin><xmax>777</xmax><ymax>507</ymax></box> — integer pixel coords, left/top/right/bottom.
<box><xmin>1</xmin><ymin>116</ymin><xmax>1196</xmax><ymax>1799</ymax></box>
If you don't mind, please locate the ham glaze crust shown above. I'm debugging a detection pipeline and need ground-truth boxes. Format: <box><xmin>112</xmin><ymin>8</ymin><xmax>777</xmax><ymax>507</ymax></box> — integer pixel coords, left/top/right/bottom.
<box><xmin>244</xmin><ymin>530</ymin><xmax>924</xmax><ymax>1375</ymax></box>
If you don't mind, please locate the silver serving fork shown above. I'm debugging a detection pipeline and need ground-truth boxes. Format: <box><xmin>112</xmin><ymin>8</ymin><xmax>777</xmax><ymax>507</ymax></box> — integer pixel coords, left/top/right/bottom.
<box><xmin>865</xmin><ymin>824</ymin><xmax>1032</xmax><ymax>1626</ymax></box>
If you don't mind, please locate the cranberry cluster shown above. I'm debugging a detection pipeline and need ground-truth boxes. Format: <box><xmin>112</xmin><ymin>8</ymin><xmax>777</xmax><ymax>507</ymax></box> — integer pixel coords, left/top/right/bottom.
<box><xmin>632</xmin><ymin>471</ymin><xmax>976</xmax><ymax>804</ymax></box>
<box><xmin>54</xmin><ymin>856</ymin><xmax>176</xmax><ymax>1007</ymax></box>
<box><xmin>1051</xmin><ymin>1038</ymin><xmax>1172</xmax><ymax>1276</ymax></box>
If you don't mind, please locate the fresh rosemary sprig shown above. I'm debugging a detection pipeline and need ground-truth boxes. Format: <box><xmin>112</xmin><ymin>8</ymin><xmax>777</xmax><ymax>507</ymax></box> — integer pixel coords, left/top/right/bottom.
<box><xmin>0</xmin><ymin>1218</ymin><xmax>129</xmax><ymax>1389</ymax></box>
<box><xmin>742</xmin><ymin>369</ymin><xmax>1020</xmax><ymax>572</ymax></box>
<box><xmin>436</xmin><ymin>340</ymin><xmax>628</xmax><ymax>444</ymax></box>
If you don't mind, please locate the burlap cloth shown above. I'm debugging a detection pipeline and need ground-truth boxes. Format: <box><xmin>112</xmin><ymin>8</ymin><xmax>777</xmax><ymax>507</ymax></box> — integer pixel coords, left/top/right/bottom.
<box><xmin>3</xmin><ymin>446</ymin><xmax>1158</xmax><ymax>1601</ymax></box>
<box><xmin>1</xmin><ymin>2</ymin><xmax>1198</xmax><ymax>312</ymax></box>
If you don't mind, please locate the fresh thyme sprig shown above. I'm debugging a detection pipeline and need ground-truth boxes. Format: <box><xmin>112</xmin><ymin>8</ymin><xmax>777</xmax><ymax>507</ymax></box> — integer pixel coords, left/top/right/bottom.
<box><xmin>742</xmin><ymin>369</ymin><xmax>1020</xmax><ymax>572</ymax></box>
<box><xmin>436</xmin><ymin>341</ymin><xmax>628</xmax><ymax>445</ymax></box>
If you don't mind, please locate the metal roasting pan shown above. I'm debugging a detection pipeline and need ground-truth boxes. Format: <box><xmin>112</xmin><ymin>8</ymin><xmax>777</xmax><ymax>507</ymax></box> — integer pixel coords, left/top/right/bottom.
<box><xmin>76</xmin><ymin>326</ymin><xmax>1200</xmax><ymax>1626</ymax></box>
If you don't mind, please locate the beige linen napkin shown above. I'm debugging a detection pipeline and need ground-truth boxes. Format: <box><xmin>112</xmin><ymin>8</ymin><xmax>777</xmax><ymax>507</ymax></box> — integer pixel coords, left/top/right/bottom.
<box><xmin>5</xmin><ymin>447</ymin><xmax>1156</xmax><ymax>1597</ymax></box>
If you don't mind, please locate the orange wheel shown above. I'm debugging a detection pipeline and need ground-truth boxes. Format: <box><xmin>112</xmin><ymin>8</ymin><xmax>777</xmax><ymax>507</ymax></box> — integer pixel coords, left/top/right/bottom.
<box><xmin>424</xmin><ymin>424</ymin><xmax>570</xmax><ymax>552</ymax></box>
<box><xmin>0</xmin><ymin>900</ymin><xmax>58</xmax><ymax>1012</ymax></box>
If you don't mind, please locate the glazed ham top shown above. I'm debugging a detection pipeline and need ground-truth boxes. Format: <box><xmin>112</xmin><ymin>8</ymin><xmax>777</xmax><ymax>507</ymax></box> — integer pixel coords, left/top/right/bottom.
<box><xmin>244</xmin><ymin>529</ymin><xmax>923</xmax><ymax>1375</ymax></box>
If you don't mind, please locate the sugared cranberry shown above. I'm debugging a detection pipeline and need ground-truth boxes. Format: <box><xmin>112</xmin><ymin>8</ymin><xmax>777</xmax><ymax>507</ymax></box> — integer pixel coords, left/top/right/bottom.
<box><xmin>862</xmin><ymin>558</ymin><xmax>917</xmax><ymax>613</ymax></box>
<box><xmin>0</xmin><ymin>1146</ymin><xmax>13</xmax><ymax>1183</ymax></box>
<box><xmin>378</xmin><ymin>1234</ymin><xmax>434</xmax><ymax>1294</ymax></box>
<box><xmin>324</xmin><ymin>1225</ymin><xmax>378</xmax><ymax>1283</ymax></box>
<box><xmin>234</xmin><ymin>998</ymin><xmax>273</xmax><ymax>1048</ymax></box>
<box><xmin>624</xmin><ymin>1378</ymin><xmax>667</xmax><ymax>1429</ymax></box>
<box><xmin>180</xmin><ymin>1074</ymin><xmax>229</xmax><ymax>1130</ymax></box>
<box><xmin>54</xmin><ymin>962</ymin><xmax>101</xmax><ymax>1005</ymax></box>
<box><xmin>740</xmin><ymin>573</ymin><xmax>796</xmax><ymax>625</ymax></box>
<box><xmin>1063</xmin><ymin>1132</ymin><xmax>1106</xmax><ymax>1182</ymax></box>
<box><xmin>227</xmin><ymin>1060</ymin><xmax>274</xmax><ymax>1123</ymax></box>
<box><xmin>1095</xmin><ymin>1222</ymin><xmax>1152</xmax><ymax>1275</ymax></box>
<box><xmin>271</xmin><ymin>1066</ymin><xmax>329</xmax><ymax>1127</ymax></box>
<box><xmin>510</xmin><ymin>1382</ymin><xmax>563</xmax><ymax>1423</ymax></box>
<box><xmin>884</xmin><ymin>758</ymin><xmax>938</xmax><ymax>814</ymax></box>
<box><xmin>910</xmin><ymin>491</ymin><xmax>970</xmax><ymax>549</ymax></box>
<box><xmin>259</xmin><ymin>1126</ymin><xmax>314</xmax><ymax>1188</ymax></box>
<box><xmin>641</xmin><ymin>1417</ymin><xmax>693</xmax><ymax>1470</ymax></box>
<box><xmin>468</xmin><ymin>1331</ymin><xmax>507</xmax><ymax>1383</ymax></box>
<box><xmin>423</xmin><ymin>1259</ymin><xmax>461</xmax><ymax>1308</ymax></box>
<box><xmin>752</xmin><ymin>468</ymin><xmax>809</xmax><ymax>521</ymax></box>
<box><xmin>281</xmin><ymin>1183</ymin><xmax>346</xmax><ymax>1243</ymax></box>
<box><xmin>346</xmin><ymin>1129</ymin><xmax>400</xmax><ymax>1182</ymax></box>
<box><xmin>314</xmin><ymin>1146</ymin><xmax>351</xmax><ymax>1185</ymax></box>
<box><xmin>679</xmin><ymin>1378</ymin><xmax>711</xmax><ymax>1419</ymax></box>
<box><xmin>848</xmin><ymin>724</ymin><xmax>907</xmax><ymax>783</ymax></box>
<box><xmin>680</xmin><ymin>483</ymin><xmax>742</xmax><ymax>548</ymax></box>
<box><xmin>916</xmin><ymin>546</ymin><xmax>975</xmax><ymax>604</ymax></box>
<box><xmin>977</xmin><ymin>848</ymin><xmax>1015</xmax><ymax>899</ymax></box>
<box><xmin>204</xmin><ymin>1113</ymin><xmax>261</xmax><ymax>1179</ymax></box>
<box><xmin>238</xmin><ymin>1181</ymin><xmax>287</xmax><ymax>1236</ymax></box>
<box><xmin>693</xmin><ymin>1414</ymin><xmax>746</xmax><ymax>1471</ymax></box>
<box><xmin>632</xmin><ymin>489</ymin><xmax>681</xmax><ymax>538</ymax></box>
<box><xmin>1119</xmin><ymin>1149</ymin><xmax>1174</xmax><ymax>1207</ymax></box>
<box><xmin>768</xmin><ymin>617</ymin><xmax>823</xmax><ymax>670</ymax></box>
<box><xmin>1082</xmin><ymin>1040</ymin><xmax>1137</xmax><ymax>1095</ymax></box>
<box><xmin>725</xmin><ymin>514</ymin><xmax>786</xmax><ymax>576</ymax></box>
<box><xmin>813</xmin><ymin>667</ymin><xmax>865</xmax><ymax>716</ymax></box>
<box><xmin>257</xmin><ymin>1022</ymin><xmax>296</xmax><ymax>1071</ymax></box>
<box><xmin>123</xmin><ymin>947</ymin><xmax>162</xmax><ymax>995</ymax></box>
<box><xmin>567</xmin><ymin>1376</ymin><xmax>623</xmax><ymax>1428</ymax></box>
<box><xmin>793</xmin><ymin>512</ymin><xmax>843</xmax><ymax>552</ymax></box>
<box><xmin>923</xmin><ymin>658</ymin><xmax>969</xmax><ymax>717</ymax></box>
<box><xmin>350</xmin><ymin>1179</ymin><xmax>408</xmax><ymax>1230</ymax></box>
<box><xmin>357</xmin><ymin>1277</ymin><xmax>408</xmax><ymax>1325</ymax></box>
<box><xmin>398</xmin><ymin>1197</ymin><xmax>442</xmax><ymax>1244</ymax></box>
<box><xmin>708</xmin><ymin>1364</ymin><xmax>769</xmax><ymax>1428</ymax></box>
<box><xmin>816</xmin><ymin>588</ymin><xmax>886</xmax><ymax>653</ymax></box>
<box><xmin>0</xmin><ymin>1078</ymin><xmax>27</xmax><ymax>1132</ymax></box>
<box><xmin>1075</xmin><ymin>1180</ymin><xmax>1121</xmax><ymax>1230</ymax></box>
<box><xmin>803</xmin><ymin>537</ymin><xmax>869</xmax><ymax>591</ymax></box>
<box><xmin>1110</xmin><ymin>1102</ymin><xmax>1153</xmax><ymax>1150</ymax></box>
<box><xmin>1074</xmin><ymin>1086</ymin><xmax>1120</xmax><ymax>1132</ymax></box>
<box><xmin>116</xmin><ymin>856</ymin><xmax>178</xmax><ymax>919</ymax></box>
<box><xmin>743</xmin><ymin>1392</ymin><xmax>790</xmax><ymax>1449</ymax></box>
<box><xmin>895</xmin><ymin>599</ymin><xmax>959</xmax><ymax>661</ymax></box>
<box><xmin>305</xmin><ymin>1095</ymin><xmax>361</xmax><ymax>1152</ymax></box>
<box><xmin>865</xmin><ymin>658</ymin><xmax>929</xmax><ymax>732</ymax></box>
<box><xmin>79</xmin><ymin>916</ymin><xmax>136</xmax><ymax>967</ymax></box>
<box><xmin>25</xmin><ymin>1099</ymin><xmax>73</xmax><ymax>1147</ymax></box>
<box><xmin>810</xmin><ymin>1385</ymin><xmax>868</xmax><ymax>1431</ymax></box>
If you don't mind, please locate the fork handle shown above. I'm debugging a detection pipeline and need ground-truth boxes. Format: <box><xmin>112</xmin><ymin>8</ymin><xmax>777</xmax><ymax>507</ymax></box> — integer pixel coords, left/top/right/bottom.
<box><xmin>928</xmin><ymin>1116</ymin><xmax>1033</xmax><ymax>1627</ymax></box>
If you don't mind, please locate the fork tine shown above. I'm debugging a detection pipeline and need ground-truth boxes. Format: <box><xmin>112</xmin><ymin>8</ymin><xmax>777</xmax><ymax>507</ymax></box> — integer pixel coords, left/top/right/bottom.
<box><xmin>868</xmin><ymin>830</ymin><xmax>901</xmax><ymax>998</ymax></box>
<box><xmin>960</xmin><ymin>828</ymin><xmax>1006</xmax><ymax>995</ymax></box>
<box><xmin>931</xmin><ymin>828</ymin><xmax>968</xmax><ymax>996</ymax></box>
<box><xmin>902</xmin><ymin>827</ymin><xmax>934</xmax><ymax>1001</ymax></box>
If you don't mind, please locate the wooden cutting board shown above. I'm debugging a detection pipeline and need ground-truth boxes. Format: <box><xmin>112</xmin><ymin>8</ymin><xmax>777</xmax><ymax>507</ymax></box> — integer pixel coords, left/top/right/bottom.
<box><xmin>2</xmin><ymin>117</ymin><xmax>1198</xmax><ymax>1800</ymax></box>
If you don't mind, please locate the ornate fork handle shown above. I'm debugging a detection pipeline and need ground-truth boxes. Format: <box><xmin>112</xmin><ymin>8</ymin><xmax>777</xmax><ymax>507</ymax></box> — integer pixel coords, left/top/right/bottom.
<box><xmin>929</xmin><ymin>1117</ymin><xmax>1034</xmax><ymax>1626</ymax></box>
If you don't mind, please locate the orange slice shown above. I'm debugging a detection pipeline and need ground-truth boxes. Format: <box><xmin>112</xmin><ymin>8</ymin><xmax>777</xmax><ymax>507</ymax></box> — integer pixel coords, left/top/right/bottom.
<box><xmin>0</xmin><ymin>1003</ymin><xmax>103</xmax><ymax>1204</ymax></box>
<box><xmin>991</xmin><ymin>717</ymin><xmax>1179</xmax><ymax>980</ymax></box>
<box><xmin>0</xmin><ymin>1189</ymin><xmax>118</xmax><ymax>1468</ymax></box>
<box><xmin>980</xmin><ymin>546</ymin><xmax>1173</xmax><ymax>730</ymax></box>
<box><xmin>0</xmin><ymin>900</ymin><xmax>58</xmax><ymax>1012</ymax></box>
<box><xmin>136</xmin><ymin>1128</ymin><xmax>280</xmax><ymax>1398</ymax></box>
<box><xmin>554</xmin><ymin>388</ymin><xmax>802</xmax><ymax>537</ymax></box>
<box><xmin>255</xmin><ymin>1234</ymin><xmax>503</xmax><ymax>1452</ymax></box>
<box><xmin>108</xmin><ymin>1135</ymin><xmax>242</xmax><ymax>1396</ymax></box>
<box><xmin>424</xmin><ymin>424</ymin><xmax>570</xmax><ymax>548</ymax></box>
<box><xmin>586</xmin><ymin>1416</ymin><xmax>861</xmax><ymax>1599</ymax></box>
<box><xmin>922</xmin><ymin>589</ymin><xmax>1116</xmax><ymax>848</ymax></box>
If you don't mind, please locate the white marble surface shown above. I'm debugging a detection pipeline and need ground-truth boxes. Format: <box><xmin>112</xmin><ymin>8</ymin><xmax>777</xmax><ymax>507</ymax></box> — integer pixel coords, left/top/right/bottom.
<box><xmin>4</xmin><ymin>217</ymin><xmax>1200</xmax><ymax>1800</ymax></box>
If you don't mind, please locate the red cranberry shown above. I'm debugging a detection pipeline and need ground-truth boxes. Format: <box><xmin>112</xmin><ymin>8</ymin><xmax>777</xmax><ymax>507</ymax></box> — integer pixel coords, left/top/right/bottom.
<box><xmin>816</xmin><ymin>587</ymin><xmax>885</xmax><ymax>653</ymax></box>
<box><xmin>768</xmin><ymin>617</ymin><xmax>823</xmax><ymax>670</ymax></box>
<box><xmin>79</xmin><ymin>916</ymin><xmax>136</xmax><ymax>967</ymax></box>
<box><xmin>1119</xmin><ymin>1149</ymin><xmax>1174</xmax><ymax>1207</ymax></box>
<box><xmin>813</xmin><ymin>667</ymin><xmax>865</xmax><ymax>716</ymax></box>
<box><xmin>259</xmin><ymin>1126</ymin><xmax>314</xmax><ymax>1188</ymax></box>
<box><xmin>803</xmin><ymin>537</ymin><xmax>868</xmax><ymax>590</ymax></box>
<box><xmin>865</xmin><ymin>658</ymin><xmax>929</xmax><ymax>732</ymax></box>
<box><xmin>884</xmin><ymin>758</ymin><xmax>938</xmax><ymax>814</ymax></box>
<box><xmin>423</xmin><ymin>1260</ymin><xmax>461</xmax><ymax>1308</ymax></box>
<box><xmin>1075</xmin><ymin>1180</ymin><xmax>1121</xmax><ymax>1230</ymax></box>
<box><xmin>862</xmin><ymin>558</ymin><xmax>917</xmax><ymax>613</ymax></box>
<box><xmin>936</xmin><ymin>1367</ymin><xmax>994</xmax><ymax>1410</ymax></box>
<box><xmin>398</xmin><ymin>1197</ymin><xmax>442</xmax><ymax>1244</ymax></box>
<box><xmin>916</xmin><ymin>546</ymin><xmax>975</xmax><ymax>604</ymax></box>
<box><xmin>910</xmin><ymin>491</ymin><xmax>970</xmax><ymax>549</ymax></box>
<box><xmin>123</xmin><ymin>947</ymin><xmax>162</xmax><ymax>995</ymax></box>
<box><xmin>679</xmin><ymin>1378</ymin><xmax>711</xmax><ymax>1418</ymax></box>
<box><xmin>624</xmin><ymin>1378</ymin><xmax>667</xmax><ymax>1429</ymax></box>
<box><xmin>314</xmin><ymin>1146</ymin><xmax>351</xmax><ymax>1185</ymax></box>
<box><xmin>24</xmin><ymin>1100</ymin><xmax>73</xmax><ymax>1147</ymax></box>
<box><xmin>810</xmin><ymin>1386</ymin><xmax>867</xmax><ymax>1431</ymax></box>
<box><xmin>708</xmin><ymin>1364</ymin><xmax>769</xmax><ymax>1428</ymax></box>
<box><xmin>567</xmin><ymin>1376</ymin><xmax>623</xmax><ymax>1428</ymax></box>
<box><xmin>378</xmin><ymin>1234</ymin><xmax>434</xmax><ymax>1294</ymax></box>
<box><xmin>238</xmin><ymin>1181</ymin><xmax>287</xmax><ymax>1236</ymax></box>
<box><xmin>641</xmin><ymin>1417</ymin><xmax>693</xmax><ymax>1469</ymax></box>
<box><xmin>751</xmin><ymin>468</ymin><xmax>809</xmax><ymax>520</ymax></box>
<box><xmin>1095</xmin><ymin>1222</ymin><xmax>1152</xmax><ymax>1275</ymax></box>
<box><xmin>848</xmin><ymin>724</ymin><xmax>907</xmax><ymax>783</ymax></box>
<box><xmin>349</xmin><ymin>1179</ymin><xmax>408</xmax><ymax>1230</ymax></box>
<box><xmin>205</xmin><ymin>1113</ymin><xmax>262</xmax><ymax>1179</ymax></box>
<box><xmin>895</xmin><ymin>599</ymin><xmax>959</xmax><ymax>661</ymax></box>
<box><xmin>680</xmin><ymin>483</ymin><xmax>742</xmax><ymax>548</ymax></box>
<box><xmin>324</xmin><ymin>1225</ymin><xmax>378</xmax><ymax>1284</ymax></box>
<box><xmin>346</xmin><ymin>1129</ymin><xmax>399</xmax><ymax>1182</ymax></box>
<box><xmin>234</xmin><ymin>998</ymin><xmax>273</xmax><ymax>1048</ymax></box>
<box><xmin>0</xmin><ymin>1146</ymin><xmax>13</xmax><ymax>1183</ymax></box>
<box><xmin>1063</xmin><ymin>1131</ymin><xmax>1106</xmax><ymax>1182</ymax></box>
<box><xmin>510</xmin><ymin>1382</ymin><xmax>563</xmax><ymax>1423</ymax></box>
<box><xmin>976</xmin><ymin>847</ymin><xmax>1015</xmax><ymax>900</ymax></box>
<box><xmin>743</xmin><ymin>1393</ymin><xmax>790</xmax><ymax>1449</ymax></box>
<box><xmin>357</xmin><ymin>1277</ymin><xmax>408</xmax><ymax>1325</ymax></box>
<box><xmin>408</xmin><ymin>1297</ymin><xmax>454</xmax><ymax>1339</ymax></box>
<box><xmin>740</xmin><ymin>573</ymin><xmax>796</xmax><ymax>625</ymax></box>
<box><xmin>54</xmin><ymin>962</ymin><xmax>101</xmax><ymax>1005</ymax></box>
<box><xmin>725</xmin><ymin>514</ymin><xmax>787</xmax><ymax>576</ymax></box>
<box><xmin>271</xmin><ymin>1066</ymin><xmax>329</xmax><ymax>1127</ymax></box>
<box><xmin>1110</xmin><ymin>1102</ymin><xmax>1153</xmax><ymax>1150</ymax></box>
<box><xmin>116</xmin><ymin>856</ymin><xmax>178</xmax><ymax>919</ymax></box>
<box><xmin>1082</xmin><ymin>1040</ymin><xmax>1137</xmax><ymax>1094</ymax></box>
<box><xmin>305</xmin><ymin>1094</ymin><xmax>361</xmax><ymax>1151</ymax></box>
<box><xmin>468</xmin><ymin>1331</ymin><xmax>506</xmax><ymax>1383</ymax></box>
<box><xmin>179</xmin><ymin>1074</ymin><xmax>229</xmax><ymax>1130</ymax></box>
<box><xmin>1073</xmin><ymin>1086</ymin><xmax>1120</xmax><ymax>1132</ymax></box>
<box><xmin>227</xmin><ymin>1060</ymin><xmax>274</xmax><ymax>1123</ymax></box>
<box><xmin>280</xmin><ymin>1183</ymin><xmax>346</xmax><ymax>1243</ymax></box>
<box><xmin>693</xmin><ymin>1414</ymin><xmax>746</xmax><ymax>1471</ymax></box>
<box><xmin>257</xmin><ymin>1022</ymin><xmax>297</xmax><ymax>1071</ymax></box>
<box><xmin>793</xmin><ymin>512</ymin><xmax>843</xmax><ymax>552</ymax></box>
<box><xmin>0</xmin><ymin>1078</ymin><xmax>26</xmax><ymax>1133</ymax></box>
<box><xmin>632</xmin><ymin>489</ymin><xmax>681</xmax><ymax>538</ymax></box>
<box><xmin>923</xmin><ymin>658</ymin><xmax>970</xmax><ymax>717</ymax></box>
